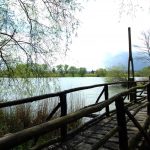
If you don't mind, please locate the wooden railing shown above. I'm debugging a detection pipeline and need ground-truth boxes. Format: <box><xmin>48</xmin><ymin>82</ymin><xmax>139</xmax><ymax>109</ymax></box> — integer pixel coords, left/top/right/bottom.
<box><xmin>0</xmin><ymin>80</ymin><xmax>149</xmax><ymax>149</ymax></box>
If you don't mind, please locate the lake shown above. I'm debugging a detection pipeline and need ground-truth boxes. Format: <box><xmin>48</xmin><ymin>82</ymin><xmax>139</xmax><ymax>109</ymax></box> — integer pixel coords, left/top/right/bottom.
<box><xmin>0</xmin><ymin>77</ymin><xmax>146</xmax><ymax>117</ymax></box>
<box><xmin>0</xmin><ymin>77</ymin><xmax>127</xmax><ymax>105</ymax></box>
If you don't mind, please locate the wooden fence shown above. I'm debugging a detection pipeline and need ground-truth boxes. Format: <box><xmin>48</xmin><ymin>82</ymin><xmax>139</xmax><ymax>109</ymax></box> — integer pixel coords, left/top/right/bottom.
<box><xmin>0</xmin><ymin>80</ymin><xmax>149</xmax><ymax>149</ymax></box>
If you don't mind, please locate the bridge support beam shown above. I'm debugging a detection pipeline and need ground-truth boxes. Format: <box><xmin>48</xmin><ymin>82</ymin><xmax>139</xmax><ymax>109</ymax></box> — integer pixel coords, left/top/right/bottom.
<box><xmin>129</xmin><ymin>78</ymin><xmax>137</xmax><ymax>102</ymax></box>
<box><xmin>60</xmin><ymin>94</ymin><xmax>67</xmax><ymax>140</ymax></box>
<box><xmin>105</xmin><ymin>85</ymin><xmax>109</xmax><ymax>116</ymax></box>
<box><xmin>147</xmin><ymin>83</ymin><xmax>150</xmax><ymax>115</ymax></box>
<box><xmin>115</xmin><ymin>96</ymin><xmax>128</xmax><ymax>150</ymax></box>
<box><xmin>128</xmin><ymin>27</ymin><xmax>136</xmax><ymax>102</ymax></box>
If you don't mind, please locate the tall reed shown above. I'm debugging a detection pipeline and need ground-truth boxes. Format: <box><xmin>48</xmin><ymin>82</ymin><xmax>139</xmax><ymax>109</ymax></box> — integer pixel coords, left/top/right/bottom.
<box><xmin>0</xmin><ymin>92</ymin><xmax>85</xmax><ymax>149</ymax></box>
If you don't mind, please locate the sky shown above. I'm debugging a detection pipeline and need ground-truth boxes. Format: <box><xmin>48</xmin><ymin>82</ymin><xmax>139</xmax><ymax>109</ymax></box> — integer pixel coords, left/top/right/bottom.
<box><xmin>56</xmin><ymin>0</ymin><xmax>150</xmax><ymax>71</ymax></box>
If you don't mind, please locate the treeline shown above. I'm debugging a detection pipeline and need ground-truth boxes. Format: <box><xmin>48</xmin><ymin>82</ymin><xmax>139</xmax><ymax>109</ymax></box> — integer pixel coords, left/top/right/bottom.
<box><xmin>52</xmin><ymin>64</ymin><xmax>87</xmax><ymax>77</ymax></box>
<box><xmin>0</xmin><ymin>63</ymin><xmax>107</xmax><ymax>77</ymax></box>
<box><xmin>51</xmin><ymin>65</ymin><xmax>150</xmax><ymax>78</ymax></box>
<box><xmin>0</xmin><ymin>63</ymin><xmax>150</xmax><ymax>78</ymax></box>
<box><xmin>0</xmin><ymin>64</ymin><xmax>89</xmax><ymax>77</ymax></box>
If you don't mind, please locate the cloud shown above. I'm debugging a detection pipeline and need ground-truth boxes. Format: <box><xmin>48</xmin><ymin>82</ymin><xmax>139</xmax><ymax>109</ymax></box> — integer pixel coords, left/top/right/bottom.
<box><xmin>56</xmin><ymin>0</ymin><xmax>150</xmax><ymax>70</ymax></box>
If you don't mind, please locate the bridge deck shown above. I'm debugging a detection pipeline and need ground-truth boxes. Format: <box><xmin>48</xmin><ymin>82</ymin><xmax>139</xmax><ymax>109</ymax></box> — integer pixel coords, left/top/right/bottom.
<box><xmin>46</xmin><ymin>100</ymin><xmax>149</xmax><ymax>150</ymax></box>
<box><xmin>0</xmin><ymin>81</ymin><xmax>149</xmax><ymax>149</ymax></box>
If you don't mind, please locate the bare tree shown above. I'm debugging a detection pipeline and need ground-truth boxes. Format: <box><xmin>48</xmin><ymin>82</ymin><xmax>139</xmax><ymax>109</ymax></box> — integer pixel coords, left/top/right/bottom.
<box><xmin>0</xmin><ymin>0</ymin><xmax>82</xmax><ymax>76</ymax></box>
<box><xmin>135</xmin><ymin>31</ymin><xmax>150</xmax><ymax>63</ymax></box>
<box><xmin>118</xmin><ymin>0</ymin><xmax>147</xmax><ymax>19</ymax></box>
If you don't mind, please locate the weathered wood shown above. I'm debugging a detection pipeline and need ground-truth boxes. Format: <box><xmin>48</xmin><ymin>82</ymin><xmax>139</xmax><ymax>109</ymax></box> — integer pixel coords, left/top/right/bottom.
<box><xmin>129</xmin><ymin>78</ymin><xmax>136</xmax><ymax>102</ymax></box>
<box><xmin>0</xmin><ymin>96</ymin><xmax>118</xmax><ymax>149</ymax></box>
<box><xmin>125</xmin><ymin>108</ymin><xmax>150</xmax><ymax>146</ymax></box>
<box><xmin>60</xmin><ymin>94</ymin><xmax>67</xmax><ymax>139</ymax></box>
<box><xmin>34</xmin><ymin>100</ymin><xmax>149</xmax><ymax>150</ymax></box>
<box><xmin>115</xmin><ymin>96</ymin><xmax>128</xmax><ymax>150</ymax></box>
<box><xmin>147</xmin><ymin>83</ymin><xmax>150</xmax><ymax>115</ymax></box>
<box><xmin>5</xmin><ymin>84</ymin><xmax>148</xmax><ymax>149</ymax></box>
<box><xmin>105</xmin><ymin>85</ymin><xmax>109</xmax><ymax>117</ymax></box>
<box><xmin>31</xmin><ymin>137</ymin><xmax>61</xmax><ymax>150</ymax></box>
<box><xmin>91</xmin><ymin>127</ymin><xmax>118</xmax><ymax>150</ymax></box>
<box><xmin>128</xmin><ymin>116</ymin><xmax>150</xmax><ymax>150</ymax></box>
<box><xmin>128</xmin><ymin>27</ymin><xmax>135</xmax><ymax>82</ymax></box>
<box><xmin>0</xmin><ymin>81</ymin><xmax>149</xmax><ymax>149</ymax></box>
<box><xmin>95</xmin><ymin>87</ymin><xmax>105</xmax><ymax>104</ymax></box>
<box><xmin>127</xmin><ymin>102</ymin><xmax>149</xmax><ymax>119</ymax></box>
<box><xmin>46</xmin><ymin>102</ymin><xmax>61</xmax><ymax>121</ymax></box>
<box><xmin>86</xmin><ymin>113</ymin><xmax>99</xmax><ymax>118</ymax></box>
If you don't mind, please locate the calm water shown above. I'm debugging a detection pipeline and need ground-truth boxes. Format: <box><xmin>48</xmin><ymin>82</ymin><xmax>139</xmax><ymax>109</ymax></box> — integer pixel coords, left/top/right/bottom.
<box><xmin>0</xmin><ymin>77</ymin><xmax>127</xmax><ymax>106</ymax></box>
<box><xmin>1</xmin><ymin>77</ymin><xmax>147</xmax><ymax>114</ymax></box>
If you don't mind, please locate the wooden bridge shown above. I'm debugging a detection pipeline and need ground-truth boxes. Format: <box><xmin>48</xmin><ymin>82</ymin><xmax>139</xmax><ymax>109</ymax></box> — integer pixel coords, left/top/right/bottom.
<box><xmin>0</xmin><ymin>80</ymin><xmax>150</xmax><ymax>150</ymax></box>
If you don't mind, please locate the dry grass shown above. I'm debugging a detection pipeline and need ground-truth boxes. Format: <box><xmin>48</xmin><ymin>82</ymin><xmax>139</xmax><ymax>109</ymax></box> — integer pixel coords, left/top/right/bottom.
<box><xmin>0</xmin><ymin>93</ymin><xmax>85</xmax><ymax>149</ymax></box>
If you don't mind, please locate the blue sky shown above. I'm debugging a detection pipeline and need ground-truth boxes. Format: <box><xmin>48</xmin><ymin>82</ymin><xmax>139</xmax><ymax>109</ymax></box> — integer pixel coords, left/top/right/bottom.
<box><xmin>56</xmin><ymin>0</ymin><xmax>150</xmax><ymax>70</ymax></box>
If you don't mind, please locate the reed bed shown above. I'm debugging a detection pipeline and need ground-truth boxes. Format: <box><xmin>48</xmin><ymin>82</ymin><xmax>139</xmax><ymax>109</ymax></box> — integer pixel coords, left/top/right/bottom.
<box><xmin>0</xmin><ymin>92</ymin><xmax>85</xmax><ymax>149</ymax></box>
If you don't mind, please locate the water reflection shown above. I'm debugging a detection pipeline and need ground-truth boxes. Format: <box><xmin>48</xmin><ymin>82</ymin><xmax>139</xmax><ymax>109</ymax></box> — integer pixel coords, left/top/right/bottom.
<box><xmin>0</xmin><ymin>77</ymin><xmax>127</xmax><ymax>102</ymax></box>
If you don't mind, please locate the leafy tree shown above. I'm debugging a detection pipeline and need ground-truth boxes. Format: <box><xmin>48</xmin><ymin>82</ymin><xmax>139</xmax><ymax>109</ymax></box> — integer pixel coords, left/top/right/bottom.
<box><xmin>12</xmin><ymin>63</ymin><xmax>49</xmax><ymax>77</ymax></box>
<box><xmin>95</xmin><ymin>68</ymin><xmax>107</xmax><ymax>77</ymax></box>
<box><xmin>136</xmin><ymin>66</ymin><xmax>150</xmax><ymax>77</ymax></box>
<box><xmin>78</xmin><ymin>67</ymin><xmax>87</xmax><ymax>77</ymax></box>
<box><xmin>52</xmin><ymin>68</ymin><xmax>56</xmax><ymax>73</ymax></box>
<box><xmin>106</xmin><ymin>65</ymin><xmax>127</xmax><ymax>82</ymax></box>
<box><xmin>0</xmin><ymin>0</ymin><xmax>82</xmax><ymax>77</ymax></box>
<box><xmin>68</xmin><ymin>66</ymin><xmax>77</xmax><ymax>77</ymax></box>
<box><xmin>56</xmin><ymin>65</ymin><xmax>64</xmax><ymax>76</ymax></box>
<box><xmin>64</xmin><ymin>64</ymin><xmax>69</xmax><ymax>74</ymax></box>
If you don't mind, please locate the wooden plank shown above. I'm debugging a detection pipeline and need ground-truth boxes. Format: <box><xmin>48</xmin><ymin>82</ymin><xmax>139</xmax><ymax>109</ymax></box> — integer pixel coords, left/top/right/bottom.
<box><xmin>125</xmin><ymin>108</ymin><xmax>150</xmax><ymax>146</ymax></box>
<box><xmin>85</xmin><ymin>137</ymin><xmax>99</xmax><ymax>144</ymax></box>
<box><xmin>103</xmin><ymin>141</ymin><xmax>119</xmax><ymax>150</ymax></box>
<box><xmin>49</xmin><ymin>99</ymin><xmax>149</xmax><ymax>150</ymax></box>
<box><xmin>75</xmin><ymin>142</ymin><xmax>92</xmax><ymax>150</ymax></box>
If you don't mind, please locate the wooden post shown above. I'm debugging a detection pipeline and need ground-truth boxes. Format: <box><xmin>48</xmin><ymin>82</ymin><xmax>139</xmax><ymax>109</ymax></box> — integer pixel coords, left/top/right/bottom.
<box><xmin>60</xmin><ymin>93</ymin><xmax>67</xmax><ymax>139</ymax></box>
<box><xmin>105</xmin><ymin>85</ymin><xmax>109</xmax><ymax>116</ymax></box>
<box><xmin>128</xmin><ymin>27</ymin><xmax>135</xmax><ymax>102</ymax></box>
<box><xmin>147</xmin><ymin>83</ymin><xmax>150</xmax><ymax>115</ymax></box>
<box><xmin>115</xmin><ymin>96</ymin><xmax>128</xmax><ymax>150</ymax></box>
<box><xmin>129</xmin><ymin>78</ymin><xmax>136</xmax><ymax>102</ymax></box>
<box><xmin>128</xmin><ymin>27</ymin><xmax>135</xmax><ymax>82</ymax></box>
<box><xmin>132</xmin><ymin>80</ymin><xmax>137</xmax><ymax>103</ymax></box>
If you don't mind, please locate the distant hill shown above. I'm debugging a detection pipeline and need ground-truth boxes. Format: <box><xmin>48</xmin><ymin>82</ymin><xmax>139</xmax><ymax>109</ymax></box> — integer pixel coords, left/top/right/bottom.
<box><xmin>105</xmin><ymin>51</ymin><xmax>149</xmax><ymax>70</ymax></box>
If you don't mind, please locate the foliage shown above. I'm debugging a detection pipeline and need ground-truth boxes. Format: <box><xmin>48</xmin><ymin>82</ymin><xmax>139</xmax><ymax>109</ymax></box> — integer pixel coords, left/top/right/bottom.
<box><xmin>95</xmin><ymin>68</ymin><xmax>107</xmax><ymax>77</ymax></box>
<box><xmin>68</xmin><ymin>66</ymin><xmax>77</xmax><ymax>77</ymax></box>
<box><xmin>54</xmin><ymin>65</ymin><xmax>87</xmax><ymax>77</ymax></box>
<box><xmin>0</xmin><ymin>0</ymin><xmax>82</xmax><ymax>77</ymax></box>
<box><xmin>78</xmin><ymin>67</ymin><xmax>87</xmax><ymax>77</ymax></box>
<box><xmin>2</xmin><ymin>63</ymin><xmax>150</xmax><ymax>78</ymax></box>
<box><xmin>106</xmin><ymin>65</ymin><xmax>127</xmax><ymax>82</ymax></box>
<box><xmin>56</xmin><ymin>64</ymin><xmax>65</xmax><ymax>76</ymax></box>
<box><xmin>136</xmin><ymin>66</ymin><xmax>150</xmax><ymax>77</ymax></box>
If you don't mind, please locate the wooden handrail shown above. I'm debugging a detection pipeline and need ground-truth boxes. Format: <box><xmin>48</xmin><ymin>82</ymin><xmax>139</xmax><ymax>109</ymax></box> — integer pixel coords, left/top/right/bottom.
<box><xmin>0</xmin><ymin>98</ymin><xmax>116</xmax><ymax>148</ymax></box>
<box><xmin>0</xmin><ymin>83</ymin><xmax>148</xmax><ymax>149</ymax></box>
